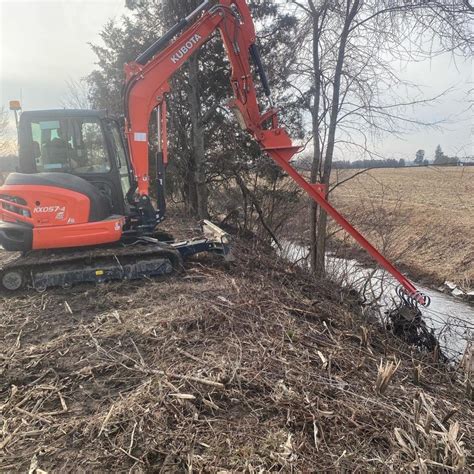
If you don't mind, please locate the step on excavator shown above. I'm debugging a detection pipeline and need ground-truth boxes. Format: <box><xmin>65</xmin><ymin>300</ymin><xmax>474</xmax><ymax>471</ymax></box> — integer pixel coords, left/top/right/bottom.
<box><xmin>0</xmin><ymin>0</ymin><xmax>430</xmax><ymax>308</ymax></box>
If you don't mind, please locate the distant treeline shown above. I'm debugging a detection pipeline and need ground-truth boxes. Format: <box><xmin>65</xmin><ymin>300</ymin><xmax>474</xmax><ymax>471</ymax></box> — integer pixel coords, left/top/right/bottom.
<box><xmin>331</xmin><ymin>158</ymin><xmax>473</xmax><ymax>169</ymax></box>
<box><xmin>333</xmin><ymin>159</ymin><xmax>407</xmax><ymax>169</ymax></box>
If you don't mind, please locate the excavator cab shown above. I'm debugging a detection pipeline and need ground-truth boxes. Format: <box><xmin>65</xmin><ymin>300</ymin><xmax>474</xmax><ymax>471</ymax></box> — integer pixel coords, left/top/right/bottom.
<box><xmin>18</xmin><ymin>110</ymin><xmax>133</xmax><ymax>215</ymax></box>
<box><xmin>0</xmin><ymin>110</ymin><xmax>134</xmax><ymax>251</ymax></box>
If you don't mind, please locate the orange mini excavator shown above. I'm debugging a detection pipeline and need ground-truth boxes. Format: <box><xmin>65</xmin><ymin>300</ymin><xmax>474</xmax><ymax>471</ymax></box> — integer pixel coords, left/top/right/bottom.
<box><xmin>0</xmin><ymin>0</ymin><xmax>430</xmax><ymax>306</ymax></box>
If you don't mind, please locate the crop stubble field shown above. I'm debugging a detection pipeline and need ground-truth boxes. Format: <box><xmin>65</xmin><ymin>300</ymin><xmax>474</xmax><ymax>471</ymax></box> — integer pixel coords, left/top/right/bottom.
<box><xmin>327</xmin><ymin>167</ymin><xmax>474</xmax><ymax>289</ymax></box>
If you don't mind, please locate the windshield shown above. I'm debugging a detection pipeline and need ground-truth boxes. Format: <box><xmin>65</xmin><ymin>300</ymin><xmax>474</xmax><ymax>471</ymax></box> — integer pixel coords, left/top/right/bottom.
<box><xmin>30</xmin><ymin>117</ymin><xmax>111</xmax><ymax>174</ymax></box>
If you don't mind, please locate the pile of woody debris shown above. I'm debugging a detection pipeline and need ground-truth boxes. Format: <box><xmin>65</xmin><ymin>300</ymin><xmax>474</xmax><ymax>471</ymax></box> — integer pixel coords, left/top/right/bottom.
<box><xmin>0</xmin><ymin>231</ymin><xmax>472</xmax><ymax>471</ymax></box>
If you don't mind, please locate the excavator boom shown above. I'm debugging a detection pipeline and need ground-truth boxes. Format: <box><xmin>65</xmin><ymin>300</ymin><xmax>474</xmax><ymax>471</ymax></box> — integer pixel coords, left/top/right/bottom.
<box><xmin>122</xmin><ymin>0</ymin><xmax>429</xmax><ymax>306</ymax></box>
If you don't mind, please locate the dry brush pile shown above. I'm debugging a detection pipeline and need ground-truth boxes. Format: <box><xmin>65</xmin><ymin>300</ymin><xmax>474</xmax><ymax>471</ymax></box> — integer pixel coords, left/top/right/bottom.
<box><xmin>0</xmin><ymin>241</ymin><xmax>472</xmax><ymax>471</ymax></box>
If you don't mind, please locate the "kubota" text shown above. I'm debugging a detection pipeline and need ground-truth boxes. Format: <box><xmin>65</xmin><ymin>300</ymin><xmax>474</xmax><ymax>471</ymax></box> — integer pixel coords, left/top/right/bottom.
<box><xmin>170</xmin><ymin>34</ymin><xmax>202</xmax><ymax>64</ymax></box>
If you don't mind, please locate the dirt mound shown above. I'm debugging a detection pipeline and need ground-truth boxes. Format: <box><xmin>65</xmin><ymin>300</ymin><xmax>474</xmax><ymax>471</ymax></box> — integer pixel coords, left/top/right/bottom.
<box><xmin>0</xmin><ymin>239</ymin><xmax>472</xmax><ymax>471</ymax></box>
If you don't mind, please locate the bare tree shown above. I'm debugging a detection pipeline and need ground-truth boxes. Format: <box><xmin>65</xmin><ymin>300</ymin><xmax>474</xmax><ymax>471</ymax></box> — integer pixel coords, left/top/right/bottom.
<box><xmin>60</xmin><ymin>78</ymin><xmax>92</xmax><ymax>109</ymax></box>
<box><xmin>0</xmin><ymin>106</ymin><xmax>13</xmax><ymax>156</ymax></box>
<box><xmin>287</xmin><ymin>0</ymin><xmax>473</xmax><ymax>276</ymax></box>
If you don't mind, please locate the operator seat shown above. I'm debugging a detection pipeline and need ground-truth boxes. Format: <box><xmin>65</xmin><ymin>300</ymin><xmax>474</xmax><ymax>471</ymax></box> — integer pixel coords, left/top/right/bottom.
<box><xmin>42</xmin><ymin>138</ymin><xmax>69</xmax><ymax>167</ymax></box>
<box><xmin>4</xmin><ymin>172</ymin><xmax>111</xmax><ymax>222</ymax></box>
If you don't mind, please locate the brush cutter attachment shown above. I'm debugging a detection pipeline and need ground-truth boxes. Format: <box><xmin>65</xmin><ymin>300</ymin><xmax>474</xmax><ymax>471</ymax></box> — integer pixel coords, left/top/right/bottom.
<box><xmin>397</xmin><ymin>286</ymin><xmax>431</xmax><ymax>308</ymax></box>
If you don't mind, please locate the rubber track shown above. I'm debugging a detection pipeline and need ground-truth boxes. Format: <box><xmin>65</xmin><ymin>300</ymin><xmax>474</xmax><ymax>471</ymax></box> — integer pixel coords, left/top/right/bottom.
<box><xmin>0</xmin><ymin>243</ymin><xmax>183</xmax><ymax>288</ymax></box>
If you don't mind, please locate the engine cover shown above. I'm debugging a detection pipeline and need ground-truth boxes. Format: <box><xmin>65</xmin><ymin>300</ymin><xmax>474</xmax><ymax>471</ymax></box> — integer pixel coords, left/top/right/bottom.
<box><xmin>0</xmin><ymin>173</ymin><xmax>123</xmax><ymax>251</ymax></box>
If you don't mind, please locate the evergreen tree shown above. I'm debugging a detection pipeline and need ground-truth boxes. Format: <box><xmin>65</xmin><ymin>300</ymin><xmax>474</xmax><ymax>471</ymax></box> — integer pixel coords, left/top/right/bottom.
<box><xmin>433</xmin><ymin>145</ymin><xmax>461</xmax><ymax>166</ymax></box>
<box><xmin>87</xmin><ymin>1</ymin><xmax>300</xmax><ymax>221</ymax></box>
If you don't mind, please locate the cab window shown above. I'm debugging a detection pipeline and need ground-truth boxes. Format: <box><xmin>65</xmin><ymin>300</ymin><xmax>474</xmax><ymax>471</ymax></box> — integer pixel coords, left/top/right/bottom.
<box><xmin>108</xmin><ymin>122</ymin><xmax>132</xmax><ymax>197</ymax></box>
<box><xmin>31</xmin><ymin>118</ymin><xmax>111</xmax><ymax>174</ymax></box>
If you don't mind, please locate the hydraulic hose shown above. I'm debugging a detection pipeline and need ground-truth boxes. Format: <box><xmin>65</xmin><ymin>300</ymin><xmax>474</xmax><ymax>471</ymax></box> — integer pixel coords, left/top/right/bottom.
<box><xmin>249</xmin><ymin>43</ymin><xmax>271</xmax><ymax>98</ymax></box>
<box><xmin>135</xmin><ymin>0</ymin><xmax>211</xmax><ymax>65</ymax></box>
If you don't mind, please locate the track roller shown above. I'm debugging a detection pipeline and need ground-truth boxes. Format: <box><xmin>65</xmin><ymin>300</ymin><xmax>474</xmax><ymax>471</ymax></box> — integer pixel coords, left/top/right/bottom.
<box><xmin>1</xmin><ymin>270</ymin><xmax>25</xmax><ymax>291</ymax></box>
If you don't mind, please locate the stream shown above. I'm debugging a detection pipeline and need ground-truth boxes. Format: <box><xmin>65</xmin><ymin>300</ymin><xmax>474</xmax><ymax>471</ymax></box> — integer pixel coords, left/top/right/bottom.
<box><xmin>279</xmin><ymin>241</ymin><xmax>473</xmax><ymax>360</ymax></box>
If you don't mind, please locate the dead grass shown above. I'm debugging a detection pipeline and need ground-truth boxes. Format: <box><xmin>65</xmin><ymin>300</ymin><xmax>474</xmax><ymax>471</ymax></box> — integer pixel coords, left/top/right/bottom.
<box><xmin>0</xmin><ymin>231</ymin><xmax>472</xmax><ymax>471</ymax></box>
<box><xmin>331</xmin><ymin>166</ymin><xmax>474</xmax><ymax>289</ymax></box>
<box><xmin>282</xmin><ymin>166</ymin><xmax>473</xmax><ymax>290</ymax></box>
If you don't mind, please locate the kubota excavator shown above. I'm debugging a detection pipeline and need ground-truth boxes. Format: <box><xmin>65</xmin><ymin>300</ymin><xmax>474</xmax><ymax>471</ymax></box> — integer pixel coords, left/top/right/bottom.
<box><xmin>0</xmin><ymin>0</ymin><xmax>430</xmax><ymax>307</ymax></box>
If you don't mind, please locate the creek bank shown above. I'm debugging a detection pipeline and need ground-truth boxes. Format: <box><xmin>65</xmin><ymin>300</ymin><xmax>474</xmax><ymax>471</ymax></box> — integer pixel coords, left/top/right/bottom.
<box><xmin>441</xmin><ymin>280</ymin><xmax>474</xmax><ymax>302</ymax></box>
<box><xmin>278</xmin><ymin>240</ymin><xmax>474</xmax><ymax>361</ymax></box>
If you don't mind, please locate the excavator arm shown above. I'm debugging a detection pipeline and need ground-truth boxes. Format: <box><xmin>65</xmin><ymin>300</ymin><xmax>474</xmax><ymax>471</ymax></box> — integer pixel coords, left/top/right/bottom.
<box><xmin>123</xmin><ymin>0</ymin><xmax>292</xmax><ymax>197</ymax></box>
<box><xmin>123</xmin><ymin>0</ymin><xmax>430</xmax><ymax>307</ymax></box>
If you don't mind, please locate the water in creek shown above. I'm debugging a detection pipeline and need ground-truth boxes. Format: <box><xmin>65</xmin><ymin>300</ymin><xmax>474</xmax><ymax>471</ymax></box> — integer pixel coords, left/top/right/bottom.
<box><xmin>279</xmin><ymin>241</ymin><xmax>473</xmax><ymax>360</ymax></box>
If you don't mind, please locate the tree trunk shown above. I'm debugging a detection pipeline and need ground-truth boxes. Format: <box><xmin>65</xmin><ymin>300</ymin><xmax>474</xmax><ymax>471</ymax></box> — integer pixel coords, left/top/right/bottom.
<box><xmin>309</xmin><ymin>8</ymin><xmax>322</xmax><ymax>273</ymax></box>
<box><xmin>315</xmin><ymin>0</ymin><xmax>360</xmax><ymax>276</ymax></box>
<box><xmin>188</xmin><ymin>53</ymin><xmax>209</xmax><ymax>219</ymax></box>
<box><xmin>234</xmin><ymin>172</ymin><xmax>281</xmax><ymax>248</ymax></box>
<box><xmin>185</xmin><ymin>164</ymin><xmax>198</xmax><ymax>214</ymax></box>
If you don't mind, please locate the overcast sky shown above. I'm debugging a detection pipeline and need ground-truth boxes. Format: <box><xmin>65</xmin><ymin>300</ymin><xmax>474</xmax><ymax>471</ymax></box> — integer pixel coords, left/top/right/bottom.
<box><xmin>0</xmin><ymin>0</ymin><xmax>472</xmax><ymax>160</ymax></box>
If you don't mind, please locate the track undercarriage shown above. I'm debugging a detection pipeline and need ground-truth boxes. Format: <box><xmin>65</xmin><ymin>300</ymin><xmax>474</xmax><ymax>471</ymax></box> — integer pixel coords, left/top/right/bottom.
<box><xmin>0</xmin><ymin>220</ymin><xmax>231</xmax><ymax>292</ymax></box>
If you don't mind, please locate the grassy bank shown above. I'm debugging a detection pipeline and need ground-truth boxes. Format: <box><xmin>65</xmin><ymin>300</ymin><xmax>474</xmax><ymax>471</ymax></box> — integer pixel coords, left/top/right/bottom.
<box><xmin>0</xmin><ymin>218</ymin><xmax>471</xmax><ymax>471</ymax></box>
<box><xmin>285</xmin><ymin>166</ymin><xmax>473</xmax><ymax>290</ymax></box>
